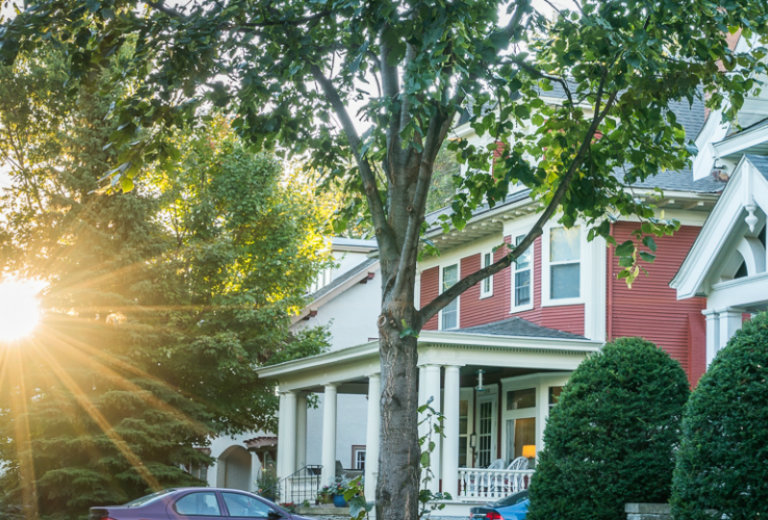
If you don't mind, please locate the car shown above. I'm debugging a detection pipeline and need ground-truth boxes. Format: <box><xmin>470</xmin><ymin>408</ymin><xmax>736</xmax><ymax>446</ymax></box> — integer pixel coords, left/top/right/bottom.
<box><xmin>468</xmin><ymin>489</ymin><xmax>529</xmax><ymax>520</ymax></box>
<box><xmin>89</xmin><ymin>487</ymin><xmax>319</xmax><ymax>520</ymax></box>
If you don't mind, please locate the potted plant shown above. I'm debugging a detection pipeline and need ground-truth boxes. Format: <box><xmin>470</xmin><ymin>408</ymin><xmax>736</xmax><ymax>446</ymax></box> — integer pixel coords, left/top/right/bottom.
<box><xmin>316</xmin><ymin>486</ymin><xmax>333</xmax><ymax>505</ymax></box>
<box><xmin>332</xmin><ymin>478</ymin><xmax>349</xmax><ymax>507</ymax></box>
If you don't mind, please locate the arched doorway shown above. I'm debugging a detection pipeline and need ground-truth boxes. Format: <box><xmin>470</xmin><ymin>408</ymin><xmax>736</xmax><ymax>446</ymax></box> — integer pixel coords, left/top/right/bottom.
<box><xmin>216</xmin><ymin>445</ymin><xmax>252</xmax><ymax>491</ymax></box>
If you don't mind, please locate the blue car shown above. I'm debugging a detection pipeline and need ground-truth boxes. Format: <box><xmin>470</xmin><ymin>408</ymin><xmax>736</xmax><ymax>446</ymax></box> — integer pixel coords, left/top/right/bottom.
<box><xmin>469</xmin><ymin>489</ymin><xmax>529</xmax><ymax>520</ymax></box>
<box><xmin>489</xmin><ymin>497</ymin><xmax>529</xmax><ymax>520</ymax></box>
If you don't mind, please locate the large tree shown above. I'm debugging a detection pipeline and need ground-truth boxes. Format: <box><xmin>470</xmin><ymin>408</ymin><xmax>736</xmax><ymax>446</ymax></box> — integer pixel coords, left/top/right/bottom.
<box><xmin>2</xmin><ymin>2</ymin><xmax>768</xmax><ymax>519</ymax></box>
<box><xmin>0</xmin><ymin>46</ymin><xmax>329</xmax><ymax>519</ymax></box>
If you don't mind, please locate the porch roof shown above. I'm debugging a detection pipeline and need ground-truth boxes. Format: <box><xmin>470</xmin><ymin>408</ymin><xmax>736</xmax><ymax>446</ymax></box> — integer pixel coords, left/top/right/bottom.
<box><xmin>256</xmin><ymin>325</ymin><xmax>602</xmax><ymax>391</ymax></box>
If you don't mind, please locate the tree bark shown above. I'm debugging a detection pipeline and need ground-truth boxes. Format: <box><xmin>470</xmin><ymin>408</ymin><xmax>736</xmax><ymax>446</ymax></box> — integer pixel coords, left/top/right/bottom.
<box><xmin>375</xmin><ymin>267</ymin><xmax>421</xmax><ymax>520</ymax></box>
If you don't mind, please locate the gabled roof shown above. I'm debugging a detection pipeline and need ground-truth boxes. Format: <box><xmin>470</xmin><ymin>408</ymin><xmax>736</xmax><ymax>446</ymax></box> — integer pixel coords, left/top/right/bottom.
<box><xmin>292</xmin><ymin>257</ymin><xmax>379</xmax><ymax>324</ymax></box>
<box><xmin>671</xmin><ymin>154</ymin><xmax>768</xmax><ymax>299</ymax></box>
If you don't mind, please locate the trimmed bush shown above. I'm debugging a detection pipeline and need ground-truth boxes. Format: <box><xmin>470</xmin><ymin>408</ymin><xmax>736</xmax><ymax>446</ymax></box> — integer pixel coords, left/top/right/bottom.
<box><xmin>671</xmin><ymin>312</ymin><xmax>768</xmax><ymax>520</ymax></box>
<box><xmin>527</xmin><ymin>337</ymin><xmax>690</xmax><ymax>520</ymax></box>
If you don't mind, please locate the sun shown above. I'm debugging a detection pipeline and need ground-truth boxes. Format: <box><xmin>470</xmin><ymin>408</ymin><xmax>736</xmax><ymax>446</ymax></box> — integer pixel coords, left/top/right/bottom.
<box><xmin>0</xmin><ymin>279</ymin><xmax>43</xmax><ymax>343</ymax></box>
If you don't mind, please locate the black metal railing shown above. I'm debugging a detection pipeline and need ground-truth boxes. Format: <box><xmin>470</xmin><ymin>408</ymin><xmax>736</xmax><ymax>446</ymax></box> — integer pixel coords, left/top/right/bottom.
<box><xmin>267</xmin><ymin>464</ymin><xmax>322</xmax><ymax>505</ymax></box>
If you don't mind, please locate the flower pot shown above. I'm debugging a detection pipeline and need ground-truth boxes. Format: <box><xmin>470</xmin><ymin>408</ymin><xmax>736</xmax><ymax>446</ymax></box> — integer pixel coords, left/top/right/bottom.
<box><xmin>318</xmin><ymin>495</ymin><xmax>332</xmax><ymax>504</ymax></box>
<box><xmin>332</xmin><ymin>494</ymin><xmax>348</xmax><ymax>507</ymax></box>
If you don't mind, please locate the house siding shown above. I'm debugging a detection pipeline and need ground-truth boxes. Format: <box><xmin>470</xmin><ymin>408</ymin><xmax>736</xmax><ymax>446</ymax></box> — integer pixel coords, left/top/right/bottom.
<box><xmin>421</xmin><ymin>235</ymin><xmax>584</xmax><ymax>336</ymax></box>
<box><xmin>421</xmin><ymin>266</ymin><xmax>440</xmax><ymax>330</ymax></box>
<box><xmin>607</xmin><ymin>223</ymin><xmax>707</xmax><ymax>383</ymax></box>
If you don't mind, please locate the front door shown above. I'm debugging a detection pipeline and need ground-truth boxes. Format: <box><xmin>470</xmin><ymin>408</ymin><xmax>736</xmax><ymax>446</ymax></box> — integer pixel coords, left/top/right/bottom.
<box><xmin>475</xmin><ymin>389</ymin><xmax>497</xmax><ymax>468</ymax></box>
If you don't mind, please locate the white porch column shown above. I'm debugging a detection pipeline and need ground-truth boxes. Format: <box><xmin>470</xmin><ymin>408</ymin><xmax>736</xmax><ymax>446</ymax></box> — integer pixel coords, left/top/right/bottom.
<box><xmin>321</xmin><ymin>384</ymin><xmax>338</xmax><ymax>487</ymax></box>
<box><xmin>283</xmin><ymin>391</ymin><xmax>297</xmax><ymax>476</ymax></box>
<box><xmin>441</xmin><ymin>365</ymin><xmax>460</xmax><ymax>498</ymax></box>
<box><xmin>276</xmin><ymin>391</ymin><xmax>297</xmax><ymax>480</ymax></box>
<box><xmin>296</xmin><ymin>393</ymin><xmax>308</xmax><ymax>469</ymax></box>
<box><xmin>364</xmin><ymin>373</ymin><xmax>381</xmax><ymax>503</ymax></box>
<box><xmin>421</xmin><ymin>364</ymin><xmax>442</xmax><ymax>493</ymax></box>
<box><xmin>718</xmin><ymin>309</ymin><xmax>743</xmax><ymax>356</ymax></box>
<box><xmin>703</xmin><ymin>309</ymin><xmax>719</xmax><ymax>367</ymax></box>
<box><xmin>249</xmin><ymin>451</ymin><xmax>260</xmax><ymax>492</ymax></box>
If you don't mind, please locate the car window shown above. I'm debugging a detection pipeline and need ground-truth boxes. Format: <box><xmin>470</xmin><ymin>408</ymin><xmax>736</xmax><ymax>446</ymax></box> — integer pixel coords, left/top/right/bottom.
<box><xmin>174</xmin><ymin>492</ymin><xmax>222</xmax><ymax>516</ymax></box>
<box><xmin>124</xmin><ymin>489</ymin><xmax>176</xmax><ymax>508</ymax></box>
<box><xmin>221</xmin><ymin>492</ymin><xmax>274</xmax><ymax>518</ymax></box>
<box><xmin>494</xmin><ymin>489</ymin><xmax>529</xmax><ymax>508</ymax></box>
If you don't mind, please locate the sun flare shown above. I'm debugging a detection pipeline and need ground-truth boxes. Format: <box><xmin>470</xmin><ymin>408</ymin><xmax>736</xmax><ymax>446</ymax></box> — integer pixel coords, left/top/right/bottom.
<box><xmin>0</xmin><ymin>279</ymin><xmax>43</xmax><ymax>343</ymax></box>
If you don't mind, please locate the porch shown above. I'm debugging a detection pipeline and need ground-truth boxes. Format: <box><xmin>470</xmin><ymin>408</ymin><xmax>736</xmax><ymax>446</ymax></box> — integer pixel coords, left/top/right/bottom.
<box><xmin>256</xmin><ymin>326</ymin><xmax>601</xmax><ymax>503</ymax></box>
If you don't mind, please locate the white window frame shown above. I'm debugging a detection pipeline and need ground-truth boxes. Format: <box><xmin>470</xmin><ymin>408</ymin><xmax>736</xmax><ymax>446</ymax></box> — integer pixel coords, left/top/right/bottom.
<box><xmin>510</xmin><ymin>234</ymin><xmax>534</xmax><ymax>313</ymax></box>
<box><xmin>500</xmin><ymin>373</ymin><xmax>571</xmax><ymax>463</ymax></box>
<box><xmin>351</xmin><ymin>445</ymin><xmax>366</xmax><ymax>470</ymax></box>
<box><xmin>541</xmin><ymin>224</ymin><xmax>584</xmax><ymax>307</ymax></box>
<box><xmin>439</xmin><ymin>263</ymin><xmax>460</xmax><ymax>330</ymax></box>
<box><xmin>475</xmin><ymin>384</ymin><xmax>498</xmax><ymax>468</ymax></box>
<box><xmin>480</xmin><ymin>251</ymin><xmax>494</xmax><ymax>299</ymax></box>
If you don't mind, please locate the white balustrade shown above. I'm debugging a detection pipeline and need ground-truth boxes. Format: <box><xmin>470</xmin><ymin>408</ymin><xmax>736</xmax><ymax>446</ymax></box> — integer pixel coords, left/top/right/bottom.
<box><xmin>457</xmin><ymin>468</ymin><xmax>535</xmax><ymax>501</ymax></box>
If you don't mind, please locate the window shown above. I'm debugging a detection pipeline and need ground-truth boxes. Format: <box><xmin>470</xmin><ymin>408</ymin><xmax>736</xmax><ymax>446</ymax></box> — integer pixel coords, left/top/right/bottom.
<box><xmin>511</xmin><ymin>234</ymin><xmax>532</xmax><ymax>309</ymax></box>
<box><xmin>549</xmin><ymin>226</ymin><xmax>580</xmax><ymax>300</ymax></box>
<box><xmin>506</xmin><ymin>388</ymin><xmax>536</xmax><ymax>410</ymax></box>
<box><xmin>480</xmin><ymin>252</ymin><xmax>493</xmax><ymax>298</ymax></box>
<box><xmin>175</xmin><ymin>492</ymin><xmax>222</xmax><ymax>516</ymax></box>
<box><xmin>351</xmin><ymin>445</ymin><xmax>366</xmax><ymax>471</ymax></box>
<box><xmin>440</xmin><ymin>264</ymin><xmax>459</xmax><ymax>329</ymax></box>
<box><xmin>505</xmin><ymin>417</ymin><xmax>536</xmax><ymax>460</ymax></box>
<box><xmin>549</xmin><ymin>386</ymin><xmax>563</xmax><ymax>409</ymax></box>
<box><xmin>221</xmin><ymin>492</ymin><xmax>273</xmax><ymax>517</ymax></box>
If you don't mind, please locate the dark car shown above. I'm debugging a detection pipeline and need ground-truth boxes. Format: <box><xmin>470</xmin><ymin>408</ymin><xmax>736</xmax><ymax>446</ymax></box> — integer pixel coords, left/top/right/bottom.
<box><xmin>468</xmin><ymin>489</ymin><xmax>529</xmax><ymax>520</ymax></box>
<box><xmin>89</xmin><ymin>487</ymin><xmax>318</xmax><ymax>520</ymax></box>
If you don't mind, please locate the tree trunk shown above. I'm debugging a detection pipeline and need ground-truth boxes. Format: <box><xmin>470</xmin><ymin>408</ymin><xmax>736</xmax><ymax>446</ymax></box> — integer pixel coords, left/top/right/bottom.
<box><xmin>375</xmin><ymin>298</ymin><xmax>421</xmax><ymax>520</ymax></box>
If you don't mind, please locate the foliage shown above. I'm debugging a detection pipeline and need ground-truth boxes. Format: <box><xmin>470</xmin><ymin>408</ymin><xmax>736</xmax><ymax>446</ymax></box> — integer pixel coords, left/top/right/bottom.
<box><xmin>417</xmin><ymin>401</ymin><xmax>451</xmax><ymax>518</ymax></box>
<box><xmin>0</xmin><ymin>47</ymin><xmax>329</xmax><ymax>519</ymax></box>
<box><xmin>3</xmin><ymin>2</ymin><xmax>768</xmax><ymax>519</ymax></box>
<box><xmin>256</xmin><ymin>463</ymin><xmax>280</xmax><ymax>502</ymax></box>
<box><xmin>527</xmin><ymin>337</ymin><xmax>690</xmax><ymax>520</ymax></box>
<box><xmin>671</xmin><ymin>313</ymin><xmax>768</xmax><ymax>520</ymax></box>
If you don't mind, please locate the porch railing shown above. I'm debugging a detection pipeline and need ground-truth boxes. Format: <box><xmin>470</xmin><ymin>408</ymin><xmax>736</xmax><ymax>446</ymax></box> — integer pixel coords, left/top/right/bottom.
<box><xmin>457</xmin><ymin>468</ymin><xmax>535</xmax><ymax>501</ymax></box>
<box><xmin>271</xmin><ymin>465</ymin><xmax>322</xmax><ymax>505</ymax></box>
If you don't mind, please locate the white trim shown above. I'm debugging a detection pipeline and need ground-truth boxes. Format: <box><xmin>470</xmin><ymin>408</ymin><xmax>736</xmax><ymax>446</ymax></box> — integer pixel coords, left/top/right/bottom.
<box><xmin>475</xmin><ymin>385</ymin><xmax>498</xmax><ymax>468</ymax></box>
<box><xmin>541</xmin><ymin>223</ymin><xmax>585</xmax><ymax>306</ymax></box>
<box><xmin>479</xmin><ymin>251</ymin><xmax>494</xmax><ymax>299</ymax></box>
<box><xmin>439</xmin><ymin>263</ymin><xmax>461</xmax><ymax>330</ymax></box>
<box><xmin>712</xmin><ymin>121</ymin><xmax>768</xmax><ymax>159</ymax></box>
<box><xmin>499</xmin><ymin>373</ymin><xmax>571</xmax><ymax>462</ymax></box>
<box><xmin>509</xmin><ymin>232</ymin><xmax>534</xmax><ymax>313</ymax></box>
<box><xmin>672</xmin><ymin>156</ymin><xmax>768</xmax><ymax>299</ymax></box>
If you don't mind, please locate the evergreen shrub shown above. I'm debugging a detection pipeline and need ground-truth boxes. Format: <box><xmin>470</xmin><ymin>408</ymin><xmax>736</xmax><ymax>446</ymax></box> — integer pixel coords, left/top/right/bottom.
<box><xmin>527</xmin><ymin>337</ymin><xmax>690</xmax><ymax>520</ymax></box>
<box><xmin>671</xmin><ymin>312</ymin><xmax>768</xmax><ymax>520</ymax></box>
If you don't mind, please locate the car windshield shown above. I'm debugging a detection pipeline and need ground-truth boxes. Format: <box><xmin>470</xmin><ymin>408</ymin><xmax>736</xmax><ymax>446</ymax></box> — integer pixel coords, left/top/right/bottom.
<box><xmin>123</xmin><ymin>489</ymin><xmax>177</xmax><ymax>508</ymax></box>
<box><xmin>493</xmin><ymin>490</ymin><xmax>529</xmax><ymax>508</ymax></box>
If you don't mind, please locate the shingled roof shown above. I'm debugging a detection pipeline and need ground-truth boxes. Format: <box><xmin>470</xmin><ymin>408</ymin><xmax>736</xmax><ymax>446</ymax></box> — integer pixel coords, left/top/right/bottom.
<box><xmin>453</xmin><ymin>316</ymin><xmax>586</xmax><ymax>340</ymax></box>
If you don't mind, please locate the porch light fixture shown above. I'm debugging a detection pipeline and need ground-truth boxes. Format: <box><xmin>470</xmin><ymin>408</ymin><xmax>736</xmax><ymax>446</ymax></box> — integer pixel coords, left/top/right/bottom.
<box><xmin>469</xmin><ymin>432</ymin><xmax>477</xmax><ymax>449</ymax></box>
<box><xmin>522</xmin><ymin>444</ymin><xmax>536</xmax><ymax>459</ymax></box>
<box><xmin>476</xmin><ymin>369</ymin><xmax>487</xmax><ymax>392</ymax></box>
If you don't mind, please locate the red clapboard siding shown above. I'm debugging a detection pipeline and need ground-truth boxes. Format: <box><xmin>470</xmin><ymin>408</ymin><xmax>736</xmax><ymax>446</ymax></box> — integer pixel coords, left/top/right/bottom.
<box><xmin>421</xmin><ymin>266</ymin><xmax>440</xmax><ymax>330</ymax></box>
<box><xmin>460</xmin><ymin>247</ymin><xmax>513</xmax><ymax>327</ymax></box>
<box><xmin>608</xmin><ymin>223</ymin><xmax>707</xmax><ymax>384</ymax></box>
<box><xmin>451</xmin><ymin>235</ymin><xmax>584</xmax><ymax>336</ymax></box>
<box><xmin>512</xmin><ymin>236</ymin><xmax>585</xmax><ymax>336</ymax></box>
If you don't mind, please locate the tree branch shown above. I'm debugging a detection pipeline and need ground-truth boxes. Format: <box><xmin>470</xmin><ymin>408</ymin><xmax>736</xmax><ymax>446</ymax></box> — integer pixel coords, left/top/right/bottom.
<box><xmin>417</xmin><ymin>74</ymin><xmax>619</xmax><ymax>326</ymax></box>
<box><xmin>310</xmin><ymin>64</ymin><xmax>391</xmax><ymax>242</ymax></box>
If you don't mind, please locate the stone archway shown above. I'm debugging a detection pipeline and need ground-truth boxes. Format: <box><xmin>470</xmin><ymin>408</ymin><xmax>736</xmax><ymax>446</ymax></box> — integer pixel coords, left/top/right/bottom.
<box><xmin>216</xmin><ymin>445</ymin><xmax>252</xmax><ymax>491</ymax></box>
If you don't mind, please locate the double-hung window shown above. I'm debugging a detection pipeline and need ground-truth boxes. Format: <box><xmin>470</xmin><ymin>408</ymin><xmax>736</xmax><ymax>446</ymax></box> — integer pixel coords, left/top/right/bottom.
<box><xmin>549</xmin><ymin>226</ymin><xmax>581</xmax><ymax>300</ymax></box>
<box><xmin>440</xmin><ymin>264</ymin><xmax>459</xmax><ymax>330</ymax></box>
<box><xmin>511</xmin><ymin>234</ymin><xmax>532</xmax><ymax>310</ymax></box>
<box><xmin>480</xmin><ymin>252</ymin><xmax>493</xmax><ymax>298</ymax></box>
